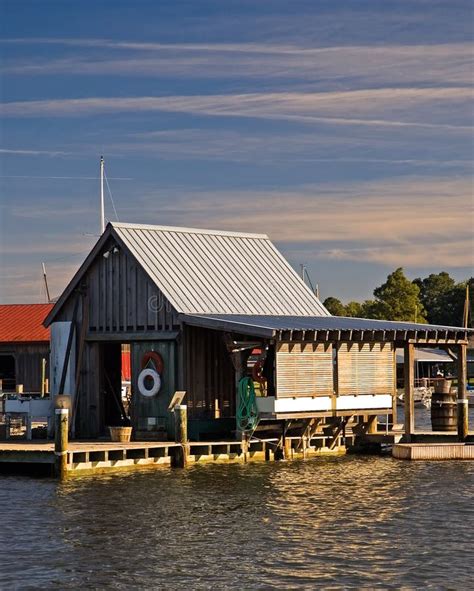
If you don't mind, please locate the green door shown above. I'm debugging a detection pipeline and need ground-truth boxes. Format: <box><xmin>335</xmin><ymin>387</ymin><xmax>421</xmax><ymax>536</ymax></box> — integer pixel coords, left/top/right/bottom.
<box><xmin>130</xmin><ymin>340</ymin><xmax>176</xmax><ymax>439</ymax></box>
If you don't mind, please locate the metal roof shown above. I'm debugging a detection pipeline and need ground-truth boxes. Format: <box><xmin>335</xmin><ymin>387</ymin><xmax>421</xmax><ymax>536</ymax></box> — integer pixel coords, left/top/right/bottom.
<box><xmin>181</xmin><ymin>313</ymin><xmax>472</xmax><ymax>341</ymax></box>
<box><xmin>395</xmin><ymin>348</ymin><xmax>453</xmax><ymax>363</ymax></box>
<box><xmin>0</xmin><ymin>304</ymin><xmax>53</xmax><ymax>343</ymax></box>
<box><xmin>112</xmin><ymin>222</ymin><xmax>329</xmax><ymax>316</ymax></box>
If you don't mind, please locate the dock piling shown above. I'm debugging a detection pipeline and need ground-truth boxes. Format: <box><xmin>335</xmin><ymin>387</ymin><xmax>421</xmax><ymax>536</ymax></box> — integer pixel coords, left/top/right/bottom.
<box><xmin>54</xmin><ymin>408</ymin><xmax>68</xmax><ymax>479</ymax></box>
<box><xmin>173</xmin><ymin>404</ymin><xmax>188</xmax><ymax>468</ymax></box>
<box><xmin>457</xmin><ymin>344</ymin><xmax>468</xmax><ymax>442</ymax></box>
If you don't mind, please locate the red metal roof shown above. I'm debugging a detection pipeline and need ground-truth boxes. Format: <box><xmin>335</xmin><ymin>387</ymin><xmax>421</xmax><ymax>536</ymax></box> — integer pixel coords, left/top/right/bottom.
<box><xmin>0</xmin><ymin>304</ymin><xmax>54</xmax><ymax>343</ymax></box>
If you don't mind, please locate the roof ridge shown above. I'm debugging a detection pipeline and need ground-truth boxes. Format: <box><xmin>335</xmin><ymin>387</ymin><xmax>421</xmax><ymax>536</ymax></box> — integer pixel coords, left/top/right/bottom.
<box><xmin>0</xmin><ymin>303</ymin><xmax>54</xmax><ymax>307</ymax></box>
<box><xmin>110</xmin><ymin>221</ymin><xmax>269</xmax><ymax>240</ymax></box>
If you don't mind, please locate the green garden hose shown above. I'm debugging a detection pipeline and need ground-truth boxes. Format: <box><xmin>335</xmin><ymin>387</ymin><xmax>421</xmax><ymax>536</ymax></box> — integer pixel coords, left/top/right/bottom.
<box><xmin>237</xmin><ymin>377</ymin><xmax>259</xmax><ymax>432</ymax></box>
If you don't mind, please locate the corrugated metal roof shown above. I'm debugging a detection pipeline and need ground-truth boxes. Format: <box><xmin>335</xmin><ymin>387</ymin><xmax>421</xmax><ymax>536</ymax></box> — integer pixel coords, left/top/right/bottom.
<box><xmin>0</xmin><ymin>304</ymin><xmax>53</xmax><ymax>343</ymax></box>
<box><xmin>112</xmin><ymin>222</ymin><xmax>329</xmax><ymax>316</ymax></box>
<box><xmin>395</xmin><ymin>348</ymin><xmax>453</xmax><ymax>363</ymax></box>
<box><xmin>181</xmin><ymin>313</ymin><xmax>472</xmax><ymax>339</ymax></box>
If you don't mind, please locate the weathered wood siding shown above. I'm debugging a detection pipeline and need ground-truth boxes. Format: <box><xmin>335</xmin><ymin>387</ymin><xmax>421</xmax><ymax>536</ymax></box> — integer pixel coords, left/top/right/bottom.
<box><xmin>55</xmin><ymin>239</ymin><xmax>179</xmax><ymax>333</ymax></box>
<box><xmin>337</xmin><ymin>342</ymin><xmax>395</xmax><ymax>396</ymax></box>
<box><xmin>184</xmin><ymin>326</ymin><xmax>235</xmax><ymax>419</ymax></box>
<box><xmin>276</xmin><ymin>342</ymin><xmax>333</xmax><ymax>398</ymax></box>
<box><xmin>75</xmin><ymin>342</ymin><xmax>101</xmax><ymax>437</ymax></box>
<box><xmin>130</xmin><ymin>341</ymin><xmax>176</xmax><ymax>436</ymax></box>
<box><xmin>0</xmin><ymin>343</ymin><xmax>49</xmax><ymax>393</ymax></box>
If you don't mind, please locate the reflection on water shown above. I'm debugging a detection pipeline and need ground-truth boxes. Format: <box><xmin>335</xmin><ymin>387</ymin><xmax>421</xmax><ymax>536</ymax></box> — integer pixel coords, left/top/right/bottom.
<box><xmin>1</xmin><ymin>456</ymin><xmax>473</xmax><ymax>590</ymax></box>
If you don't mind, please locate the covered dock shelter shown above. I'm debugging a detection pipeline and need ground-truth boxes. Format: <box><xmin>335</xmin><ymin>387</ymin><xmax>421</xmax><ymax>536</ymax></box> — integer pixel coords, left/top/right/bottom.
<box><xmin>44</xmin><ymin>222</ymin><xmax>470</xmax><ymax>445</ymax></box>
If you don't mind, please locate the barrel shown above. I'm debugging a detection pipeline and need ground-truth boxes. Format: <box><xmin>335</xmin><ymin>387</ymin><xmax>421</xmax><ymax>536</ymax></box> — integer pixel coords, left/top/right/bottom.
<box><xmin>431</xmin><ymin>388</ymin><xmax>457</xmax><ymax>432</ymax></box>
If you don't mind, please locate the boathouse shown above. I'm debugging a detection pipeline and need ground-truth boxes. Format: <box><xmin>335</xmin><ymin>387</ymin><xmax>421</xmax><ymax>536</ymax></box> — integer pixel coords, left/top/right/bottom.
<box><xmin>44</xmin><ymin>222</ymin><xmax>470</xmax><ymax>442</ymax></box>
<box><xmin>0</xmin><ymin>304</ymin><xmax>53</xmax><ymax>394</ymax></box>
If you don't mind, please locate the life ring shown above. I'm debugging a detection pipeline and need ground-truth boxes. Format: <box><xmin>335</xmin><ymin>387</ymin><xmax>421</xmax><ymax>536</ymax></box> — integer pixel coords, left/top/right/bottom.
<box><xmin>138</xmin><ymin>368</ymin><xmax>161</xmax><ymax>397</ymax></box>
<box><xmin>252</xmin><ymin>359</ymin><xmax>267</xmax><ymax>386</ymax></box>
<box><xmin>141</xmin><ymin>351</ymin><xmax>164</xmax><ymax>374</ymax></box>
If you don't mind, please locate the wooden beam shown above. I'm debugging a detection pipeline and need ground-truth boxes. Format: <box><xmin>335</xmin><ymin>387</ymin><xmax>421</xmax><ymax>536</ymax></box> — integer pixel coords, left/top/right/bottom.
<box><xmin>404</xmin><ymin>342</ymin><xmax>415</xmax><ymax>442</ymax></box>
<box><xmin>85</xmin><ymin>330</ymin><xmax>179</xmax><ymax>342</ymax></box>
<box><xmin>457</xmin><ymin>344</ymin><xmax>468</xmax><ymax>442</ymax></box>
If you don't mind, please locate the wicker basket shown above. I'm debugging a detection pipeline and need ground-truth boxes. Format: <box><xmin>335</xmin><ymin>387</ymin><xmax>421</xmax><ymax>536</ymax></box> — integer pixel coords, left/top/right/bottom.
<box><xmin>109</xmin><ymin>426</ymin><xmax>133</xmax><ymax>443</ymax></box>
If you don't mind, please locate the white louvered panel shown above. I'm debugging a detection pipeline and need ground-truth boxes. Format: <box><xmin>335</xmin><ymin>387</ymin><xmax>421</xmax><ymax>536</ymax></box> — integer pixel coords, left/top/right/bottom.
<box><xmin>276</xmin><ymin>342</ymin><xmax>333</xmax><ymax>398</ymax></box>
<box><xmin>337</xmin><ymin>342</ymin><xmax>395</xmax><ymax>396</ymax></box>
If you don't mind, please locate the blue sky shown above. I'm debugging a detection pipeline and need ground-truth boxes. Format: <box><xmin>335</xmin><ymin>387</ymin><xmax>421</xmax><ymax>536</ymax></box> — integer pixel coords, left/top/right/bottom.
<box><xmin>1</xmin><ymin>0</ymin><xmax>473</xmax><ymax>304</ymax></box>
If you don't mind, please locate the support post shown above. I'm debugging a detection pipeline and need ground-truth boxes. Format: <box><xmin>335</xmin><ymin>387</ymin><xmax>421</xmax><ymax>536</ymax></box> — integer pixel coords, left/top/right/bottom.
<box><xmin>40</xmin><ymin>357</ymin><xmax>46</xmax><ymax>398</ymax></box>
<box><xmin>457</xmin><ymin>344</ymin><xmax>468</xmax><ymax>442</ymax></box>
<box><xmin>173</xmin><ymin>404</ymin><xmax>188</xmax><ymax>468</ymax></box>
<box><xmin>404</xmin><ymin>342</ymin><xmax>415</xmax><ymax>442</ymax></box>
<box><xmin>240</xmin><ymin>432</ymin><xmax>249</xmax><ymax>462</ymax></box>
<box><xmin>54</xmin><ymin>408</ymin><xmax>68</xmax><ymax>479</ymax></box>
<box><xmin>367</xmin><ymin>415</ymin><xmax>378</xmax><ymax>434</ymax></box>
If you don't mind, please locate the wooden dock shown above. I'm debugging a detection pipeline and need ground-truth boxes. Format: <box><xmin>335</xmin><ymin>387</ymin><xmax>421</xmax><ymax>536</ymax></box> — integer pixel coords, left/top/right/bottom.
<box><xmin>393</xmin><ymin>442</ymin><xmax>474</xmax><ymax>461</ymax></box>
<box><xmin>0</xmin><ymin>437</ymin><xmax>346</xmax><ymax>477</ymax></box>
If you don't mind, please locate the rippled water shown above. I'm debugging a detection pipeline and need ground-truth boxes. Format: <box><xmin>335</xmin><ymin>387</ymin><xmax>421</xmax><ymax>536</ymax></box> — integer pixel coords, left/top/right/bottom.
<box><xmin>1</xmin><ymin>453</ymin><xmax>473</xmax><ymax>590</ymax></box>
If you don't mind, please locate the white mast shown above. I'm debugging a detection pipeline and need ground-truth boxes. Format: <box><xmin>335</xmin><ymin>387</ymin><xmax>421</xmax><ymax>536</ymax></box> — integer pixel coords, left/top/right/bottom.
<box><xmin>100</xmin><ymin>156</ymin><xmax>105</xmax><ymax>234</ymax></box>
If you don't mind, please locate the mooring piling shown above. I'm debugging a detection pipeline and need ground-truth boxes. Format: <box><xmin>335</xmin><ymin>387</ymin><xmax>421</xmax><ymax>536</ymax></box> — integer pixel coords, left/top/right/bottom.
<box><xmin>173</xmin><ymin>404</ymin><xmax>188</xmax><ymax>468</ymax></box>
<box><xmin>54</xmin><ymin>408</ymin><xmax>68</xmax><ymax>479</ymax></box>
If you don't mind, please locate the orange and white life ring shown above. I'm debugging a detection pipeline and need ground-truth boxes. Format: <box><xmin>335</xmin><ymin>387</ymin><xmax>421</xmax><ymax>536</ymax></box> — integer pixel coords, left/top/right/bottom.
<box><xmin>141</xmin><ymin>351</ymin><xmax>164</xmax><ymax>374</ymax></box>
<box><xmin>138</xmin><ymin>368</ymin><xmax>161</xmax><ymax>397</ymax></box>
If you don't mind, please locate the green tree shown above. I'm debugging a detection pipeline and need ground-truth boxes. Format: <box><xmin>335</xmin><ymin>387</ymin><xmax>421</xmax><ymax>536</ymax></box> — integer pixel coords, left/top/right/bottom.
<box><xmin>437</xmin><ymin>278</ymin><xmax>474</xmax><ymax>327</ymax></box>
<box><xmin>345</xmin><ymin>301</ymin><xmax>363</xmax><ymax>317</ymax></box>
<box><xmin>360</xmin><ymin>299</ymin><xmax>384</xmax><ymax>319</ymax></box>
<box><xmin>413</xmin><ymin>272</ymin><xmax>455</xmax><ymax>324</ymax></box>
<box><xmin>372</xmin><ymin>267</ymin><xmax>426</xmax><ymax>322</ymax></box>
<box><xmin>323</xmin><ymin>297</ymin><xmax>346</xmax><ymax>316</ymax></box>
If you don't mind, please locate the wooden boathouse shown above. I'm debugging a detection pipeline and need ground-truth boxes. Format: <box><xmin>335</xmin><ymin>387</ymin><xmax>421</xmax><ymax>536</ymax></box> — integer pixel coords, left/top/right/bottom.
<box><xmin>0</xmin><ymin>304</ymin><xmax>53</xmax><ymax>394</ymax></box>
<box><xmin>43</xmin><ymin>222</ymin><xmax>471</xmax><ymax>450</ymax></box>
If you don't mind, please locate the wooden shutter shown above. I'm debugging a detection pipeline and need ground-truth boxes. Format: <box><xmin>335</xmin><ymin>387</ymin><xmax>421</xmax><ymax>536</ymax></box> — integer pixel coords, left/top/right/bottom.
<box><xmin>276</xmin><ymin>342</ymin><xmax>333</xmax><ymax>398</ymax></box>
<box><xmin>337</xmin><ymin>342</ymin><xmax>395</xmax><ymax>396</ymax></box>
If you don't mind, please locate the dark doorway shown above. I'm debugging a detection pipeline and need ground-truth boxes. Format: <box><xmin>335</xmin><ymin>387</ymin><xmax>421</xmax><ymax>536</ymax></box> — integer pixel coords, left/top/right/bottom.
<box><xmin>0</xmin><ymin>355</ymin><xmax>16</xmax><ymax>391</ymax></box>
<box><xmin>100</xmin><ymin>343</ymin><xmax>130</xmax><ymax>433</ymax></box>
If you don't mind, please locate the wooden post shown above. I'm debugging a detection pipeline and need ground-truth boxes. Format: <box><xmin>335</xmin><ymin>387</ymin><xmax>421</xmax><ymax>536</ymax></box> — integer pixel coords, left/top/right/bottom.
<box><xmin>54</xmin><ymin>408</ymin><xmax>68</xmax><ymax>479</ymax></box>
<box><xmin>404</xmin><ymin>343</ymin><xmax>415</xmax><ymax>442</ymax></box>
<box><xmin>367</xmin><ymin>415</ymin><xmax>378</xmax><ymax>434</ymax></box>
<box><xmin>173</xmin><ymin>404</ymin><xmax>188</xmax><ymax>468</ymax></box>
<box><xmin>41</xmin><ymin>358</ymin><xmax>46</xmax><ymax>397</ymax></box>
<box><xmin>457</xmin><ymin>344</ymin><xmax>468</xmax><ymax>442</ymax></box>
<box><xmin>240</xmin><ymin>432</ymin><xmax>249</xmax><ymax>462</ymax></box>
<box><xmin>264</xmin><ymin>442</ymin><xmax>271</xmax><ymax>461</ymax></box>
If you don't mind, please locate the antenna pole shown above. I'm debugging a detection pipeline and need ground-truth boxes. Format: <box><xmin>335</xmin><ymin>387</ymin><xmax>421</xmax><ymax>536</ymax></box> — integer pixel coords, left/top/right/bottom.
<box><xmin>100</xmin><ymin>156</ymin><xmax>105</xmax><ymax>234</ymax></box>
<box><xmin>42</xmin><ymin>262</ymin><xmax>51</xmax><ymax>303</ymax></box>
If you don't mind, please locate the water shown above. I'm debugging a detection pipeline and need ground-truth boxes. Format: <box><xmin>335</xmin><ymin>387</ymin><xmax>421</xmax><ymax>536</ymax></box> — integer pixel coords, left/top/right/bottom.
<box><xmin>1</xmin><ymin>454</ymin><xmax>473</xmax><ymax>590</ymax></box>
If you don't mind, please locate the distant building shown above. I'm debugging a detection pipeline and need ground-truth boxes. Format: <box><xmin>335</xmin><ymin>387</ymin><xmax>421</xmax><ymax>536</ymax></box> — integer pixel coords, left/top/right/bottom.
<box><xmin>0</xmin><ymin>304</ymin><xmax>53</xmax><ymax>393</ymax></box>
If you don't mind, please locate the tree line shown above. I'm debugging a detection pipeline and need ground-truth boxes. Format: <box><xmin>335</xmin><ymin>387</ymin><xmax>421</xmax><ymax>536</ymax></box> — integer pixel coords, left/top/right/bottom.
<box><xmin>323</xmin><ymin>268</ymin><xmax>473</xmax><ymax>327</ymax></box>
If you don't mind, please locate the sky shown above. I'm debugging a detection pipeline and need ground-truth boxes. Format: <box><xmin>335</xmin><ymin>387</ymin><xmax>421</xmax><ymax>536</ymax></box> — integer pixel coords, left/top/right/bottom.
<box><xmin>0</xmin><ymin>0</ymin><xmax>473</xmax><ymax>304</ymax></box>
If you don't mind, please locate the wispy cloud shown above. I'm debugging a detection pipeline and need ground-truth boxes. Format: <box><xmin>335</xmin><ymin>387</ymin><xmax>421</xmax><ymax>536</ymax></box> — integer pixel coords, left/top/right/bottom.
<box><xmin>0</xmin><ymin>148</ymin><xmax>72</xmax><ymax>156</ymax></box>
<box><xmin>2</xmin><ymin>40</ymin><xmax>473</xmax><ymax>89</ymax></box>
<box><xmin>107</xmin><ymin>128</ymin><xmax>470</xmax><ymax>167</ymax></box>
<box><xmin>119</xmin><ymin>176</ymin><xmax>473</xmax><ymax>268</ymax></box>
<box><xmin>1</xmin><ymin>89</ymin><xmax>472</xmax><ymax>130</ymax></box>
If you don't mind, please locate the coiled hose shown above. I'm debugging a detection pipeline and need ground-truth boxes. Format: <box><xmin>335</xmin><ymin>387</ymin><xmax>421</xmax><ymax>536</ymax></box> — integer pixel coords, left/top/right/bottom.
<box><xmin>236</xmin><ymin>377</ymin><xmax>259</xmax><ymax>432</ymax></box>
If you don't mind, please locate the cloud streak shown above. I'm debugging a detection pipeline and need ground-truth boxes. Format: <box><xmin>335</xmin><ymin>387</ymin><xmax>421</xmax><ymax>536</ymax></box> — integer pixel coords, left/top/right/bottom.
<box><xmin>2</xmin><ymin>40</ymin><xmax>473</xmax><ymax>88</ymax></box>
<box><xmin>119</xmin><ymin>176</ymin><xmax>473</xmax><ymax>268</ymax></box>
<box><xmin>1</xmin><ymin>89</ymin><xmax>472</xmax><ymax>131</ymax></box>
